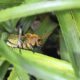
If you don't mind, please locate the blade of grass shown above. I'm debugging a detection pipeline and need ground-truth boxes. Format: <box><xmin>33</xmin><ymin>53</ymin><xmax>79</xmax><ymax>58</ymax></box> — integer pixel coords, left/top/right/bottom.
<box><xmin>18</xmin><ymin>16</ymin><xmax>36</xmax><ymax>34</ymax></box>
<box><xmin>0</xmin><ymin>0</ymin><xmax>21</xmax><ymax>3</ymax></box>
<box><xmin>24</xmin><ymin>0</ymin><xmax>47</xmax><ymax>3</ymax></box>
<box><xmin>0</xmin><ymin>19</ymin><xmax>19</xmax><ymax>33</ymax></box>
<box><xmin>56</xmin><ymin>11</ymin><xmax>80</xmax><ymax>77</ymax></box>
<box><xmin>8</xmin><ymin>68</ymin><xmax>19</xmax><ymax>80</ymax></box>
<box><xmin>0</xmin><ymin>0</ymin><xmax>22</xmax><ymax>9</ymax></box>
<box><xmin>0</xmin><ymin>1</ymin><xmax>80</xmax><ymax>22</ymax></box>
<box><xmin>60</xmin><ymin>32</ymin><xmax>70</xmax><ymax>61</ymax></box>
<box><xmin>0</xmin><ymin>61</ymin><xmax>10</xmax><ymax>80</ymax></box>
<box><xmin>0</xmin><ymin>39</ymin><xmax>78</xmax><ymax>80</ymax></box>
<box><xmin>8</xmin><ymin>67</ymin><xmax>30</xmax><ymax>80</ymax></box>
<box><xmin>0</xmin><ymin>58</ymin><xmax>5</xmax><ymax>66</ymax></box>
<box><xmin>35</xmin><ymin>16</ymin><xmax>57</xmax><ymax>44</ymax></box>
<box><xmin>71</xmin><ymin>10</ymin><xmax>80</xmax><ymax>37</ymax></box>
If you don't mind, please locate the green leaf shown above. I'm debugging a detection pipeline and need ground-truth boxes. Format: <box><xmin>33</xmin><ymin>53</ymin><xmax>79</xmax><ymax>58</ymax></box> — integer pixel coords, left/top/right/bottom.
<box><xmin>71</xmin><ymin>10</ymin><xmax>80</xmax><ymax>37</ymax></box>
<box><xmin>0</xmin><ymin>40</ymin><xmax>78</xmax><ymax>80</ymax></box>
<box><xmin>60</xmin><ymin>32</ymin><xmax>70</xmax><ymax>61</ymax></box>
<box><xmin>0</xmin><ymin>61</ymin><xmax>10</xmax><ymax>80</ymax></box>
<box><xmin>18</xmin><ymin>16</ymin><xmax>35</xmax><ymax>34</ymax></box>
<box><xmin>0</xmin><ymin>0</ymin><xmax>22</xmax><ymax>9</ymax></box>
<box><xmin>35</xmin><ymin>17</ymin><xmax>57</xmax><ymax>43</ymax></box>
<box><xmin>0</xmin><ymin>19</ymin><xmax>18</xmax><ymax>33</ymax></box>
<box><xmin>8</xmin><ymin>67</ymin><xmax>30</xmax><ymax>80</ymax></box>
<box><xmin>56</xmin><ymin>11</ymin><xmax>80</xmax><ymax>77</ymax></box>
<box><xmin>0</xmin><ymin>1</ymin><xmax>80</xmax><ymax>22</ymax></box>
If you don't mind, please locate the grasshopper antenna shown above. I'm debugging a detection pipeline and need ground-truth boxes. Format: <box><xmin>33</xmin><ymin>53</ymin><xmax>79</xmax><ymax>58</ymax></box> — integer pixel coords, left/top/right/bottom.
<box><xmin>17</xmin><ymin>19</ymin><xmax>23</xmax><ymax>54</ymax></box>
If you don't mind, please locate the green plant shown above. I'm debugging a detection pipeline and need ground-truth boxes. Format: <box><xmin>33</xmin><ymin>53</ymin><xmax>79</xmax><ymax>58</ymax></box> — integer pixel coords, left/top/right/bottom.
<box><xmin>0</xmin><ymin>0</ymin><xmax>80</xmax><ymax>80</ymax></box>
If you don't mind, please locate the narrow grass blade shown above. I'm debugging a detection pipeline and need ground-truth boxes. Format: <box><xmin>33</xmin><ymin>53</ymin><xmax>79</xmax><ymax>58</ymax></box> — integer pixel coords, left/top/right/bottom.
<box><xmin>35</xmin><ymin>17</ymin><xmax>57</xmax><ymax>43</ymax></box>
<box><xmin>60</xmin><ymin>32</ymin><xmax>70</xmax><ymax>61</ymax></box>
<box><xmin>0</xmin><ymin>61</ymin><xmax>10</xmax><ymax>80</ymax></box>
<box><xmin>19</xmin><ymin>16</ymin><xmax>35</xmax><ymax>34</ymax></box>
<box><xmin>8</xmin><ymin>67</ymin><xmax>30</xmax><ymax>80</ymax></box>
<box><xmin>71</xmin><ymin>10</ymin><xmax>80</xmax><ymax>37</ymax></box>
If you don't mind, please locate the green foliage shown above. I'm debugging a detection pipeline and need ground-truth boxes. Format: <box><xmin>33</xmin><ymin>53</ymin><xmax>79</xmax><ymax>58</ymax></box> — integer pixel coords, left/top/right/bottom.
<box><xmin>8</xmin><ymin>67</ymin><xmax>30</xmax><ymax>80</ymax></box>
<box><xmin>0</xmin><ymin>61</ymin><xmax>10</xmax><ymax>80</ymax></box>
<box><xmin>56</xmin><ymin>11</ymin><xmax>80</xmax><ymax>77</ymax></box>
<box><xmin>0</xmin><ymin>0</ymin><xmax>80</xmax><ymax>80</ymax></box>
<box><xmin>0</xmin><ymin>1</ymin><xmax>80</xmax><ymax>22</ymax></box>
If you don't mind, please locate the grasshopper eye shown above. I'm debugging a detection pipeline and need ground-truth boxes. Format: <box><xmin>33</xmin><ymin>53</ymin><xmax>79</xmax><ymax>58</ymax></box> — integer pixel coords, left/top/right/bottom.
<box><xmin>38</xmin><ymin>39</ymin><xmax>41</xmax><ymax>41</ymax></box>
<box><xmin>38</xmin><ymin>39</ymin><xmax>42</xmax><ymax>45</ymax></box>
